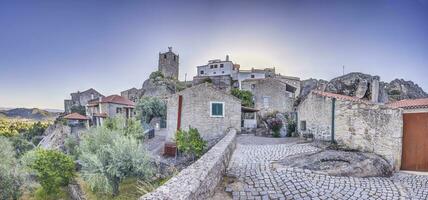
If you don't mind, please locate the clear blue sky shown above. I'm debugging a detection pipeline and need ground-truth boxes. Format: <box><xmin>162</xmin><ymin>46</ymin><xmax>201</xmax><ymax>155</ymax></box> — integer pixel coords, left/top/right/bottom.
<box><xmin>1</xmin><ymin>0</ymin><xmax>427</xmax><ymax>109</ymax></box>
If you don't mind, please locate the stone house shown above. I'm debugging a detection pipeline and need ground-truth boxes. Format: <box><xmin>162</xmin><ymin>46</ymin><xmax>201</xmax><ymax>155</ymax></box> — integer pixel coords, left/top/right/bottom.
<box><xmin>63</xmin><ymin>112</ymin><xmax>89</xmax><ymax>128</ymax></box>
<box><xmin>387</xmin><ymin>98</ymin><xmax>428</xmax><ymax>171</ymax></box>
<box><xmin>64</xmin><ymin>88</ymin><xmax>104</xmax><ymax>113</ymax></box>
<box><xmin>86</xmin><ymin>95</ymin><xmax>136</xmax><ymax>126</ymax></box>
<box><xmin>297</xmin><ymin>90</ymin><xmax>403</xmax><ymax>170</ymax></box>
<box><xmin>241</xmin><ymin>78</ymin><xmax>297</xmax><ymax>116</ymax></box>
<box><xmin>121</xmin><ymin>87</ymin><xmax>141</xmax><ymax>102</ymax></box>
<box><xmin>165</xmin><ymin>83</ymin><xmax>241</xmax><ymax>142</ymax></box>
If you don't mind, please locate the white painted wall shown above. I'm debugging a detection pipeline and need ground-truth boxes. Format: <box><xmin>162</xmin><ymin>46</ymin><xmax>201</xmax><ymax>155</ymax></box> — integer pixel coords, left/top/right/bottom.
<box><xmin>197</xmin><ymin>60</ymin><xmax>236</xmax><ymax>77</ymax></box>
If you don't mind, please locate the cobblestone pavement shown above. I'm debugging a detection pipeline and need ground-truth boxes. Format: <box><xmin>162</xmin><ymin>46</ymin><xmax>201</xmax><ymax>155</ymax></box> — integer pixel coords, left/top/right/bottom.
<box><xmin>225</xmin><ymin>135</ymin><xmax>428</xmax><ymax>200</ymax></box>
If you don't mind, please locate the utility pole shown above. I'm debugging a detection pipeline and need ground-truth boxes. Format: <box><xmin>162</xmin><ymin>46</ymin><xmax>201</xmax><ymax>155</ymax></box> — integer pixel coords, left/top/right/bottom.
<box><xmin>342</xmin><ymin>65</ymin><xmax>345</xmax><ymax>75</ymax></box>
<box><xmin>185</xmin><ymin>73</ymin><xmax>187</xmax><ymax>83</ymax></box>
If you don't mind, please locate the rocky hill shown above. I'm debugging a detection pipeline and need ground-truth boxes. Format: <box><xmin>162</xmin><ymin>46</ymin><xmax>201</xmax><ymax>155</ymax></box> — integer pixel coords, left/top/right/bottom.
<box><xmin>299</xmin><ymin>72</ymin><xmax>428</xmax><ymax>103</ymax></box>
<box><xmin>0</xmin><ymin>108</ymin><xmax>60</xmax><ymax>120</ymax></box>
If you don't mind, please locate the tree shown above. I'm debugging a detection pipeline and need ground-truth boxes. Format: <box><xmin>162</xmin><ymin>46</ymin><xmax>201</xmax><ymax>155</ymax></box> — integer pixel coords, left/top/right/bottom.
<box><xmin>22</xmin><ymin>148</ymin><xmax>75</xmax><ymax>195</ymax></box>
<box><xmin>231</xmin><ymin>88</ymin><xmax>254</xmax><ymax>107</ymax></box>
<box><xmin>176</xmin><ymin>127</ymin><xmax>207</xmax><ymax>159</ymax></box>
<box><xmin>78</xmin><ymin>126</ymin><xmax>153</xmax><ymax>196</ymax></box>
<box><xmin>135</xmin><ymin>97</ymin><xmax>166</xmax><ymax>124</ymax></box>
<box><xmin>70</xmin><ymin>105</ymin><xmax>86</xmax><ymax>115</ymax></box>
<box><xmin>103</xmin><ymin>116</ymin><xmax>144</xmax><ymax>140</ymax></box>
<box><xmin>0</xmin><ymin>137</ymin><xmax>26</xmax><ymax>200</ymax></box>
<box><xmin>149</xmin><ymin>71</ymin><xmax>164</xmax><ymax>80</ymax></box>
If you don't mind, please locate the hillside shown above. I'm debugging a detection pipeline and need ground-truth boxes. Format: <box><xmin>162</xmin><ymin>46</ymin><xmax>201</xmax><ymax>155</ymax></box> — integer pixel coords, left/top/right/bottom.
<box><xmin>0</xmin><ymin>108</ymin><xmax>60</xmax><ymax>120</ymax></box>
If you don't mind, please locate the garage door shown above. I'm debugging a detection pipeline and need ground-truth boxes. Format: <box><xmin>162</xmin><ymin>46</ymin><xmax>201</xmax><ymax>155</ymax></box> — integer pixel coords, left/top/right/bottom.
<box><xmin>401</xmin><ymin>113</ymin><xmax>428</xmax><ymax>171</ymax></box>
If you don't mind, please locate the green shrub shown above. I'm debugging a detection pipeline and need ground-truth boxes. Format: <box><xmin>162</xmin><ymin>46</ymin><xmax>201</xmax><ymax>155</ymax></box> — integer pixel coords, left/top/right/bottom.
<box><xmin>136</xmin><ymin>97</ymin><xmax>166</xmax><ymax>124</ymax></box>
<box><xmin>287</xmin><ymin>120</ymin><xmax>296</xmax><ymax>137</ymax></box>
<box><xmin>22</xmin><ymin>148</ymin><xmax>75</xmax><ymax>195</ymax></box>
<box><xmin>202</xmin><ymin>78</ymin><xmax>212</xmax><ymax>83</ymax></box>
<box><xmin>103</xmin><ymin>116</ymin><xmax>144</xmax><ymax>140</ymax></box>
<box><xmin>149</xmin><ymin>71</ymin><xmax>164</xmax><ymax>80</ymax></box>
<box><xmin>78</xmin><ymin>126</ymin><xmax>153</xmax><ymax>196</ymax></box>
<box><xmin>231</xmin><ymin>88</ymin><xmax>254</xmax><ymax>107</ymax></box>
<box><xmin>10</xmin><ymin>135</ymin><xmax>35</xmax><ymax>157</ymax></box>
<box><xmin>176</xmin><ymin>127</ymin><xmax>207</xmax><ymax>159</ymax></box>
<box><xmin>0</xmin><ymin>137</ymin><xmax>26</xmax><ymax>200</ymax></box>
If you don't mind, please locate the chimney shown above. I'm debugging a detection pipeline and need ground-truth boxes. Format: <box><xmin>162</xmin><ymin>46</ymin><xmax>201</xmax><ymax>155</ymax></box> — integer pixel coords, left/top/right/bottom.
<box><xmin>226</xmin><ymin>55</ymin><xmax>229</xmax><ymax>61</ymax></box>
<box><xmin>371</xmin><ymin>76</ymin><xmax>380</xmax><ymax>103</ymax></box>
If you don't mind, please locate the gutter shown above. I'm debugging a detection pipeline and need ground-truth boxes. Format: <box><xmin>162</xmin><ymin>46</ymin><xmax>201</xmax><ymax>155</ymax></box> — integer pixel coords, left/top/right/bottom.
<box><xmin>331</xmin><ymin>98</ymin><xmax>336</xmax><ymax>144</ymax></box>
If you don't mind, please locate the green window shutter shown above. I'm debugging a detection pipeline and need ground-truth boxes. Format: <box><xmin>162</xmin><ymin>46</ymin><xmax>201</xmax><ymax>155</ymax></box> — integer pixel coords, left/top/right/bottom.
<box><xmin>211</xmin><ymin>103</ymin><xmax>223</xmax><ymax>116</ymax></box>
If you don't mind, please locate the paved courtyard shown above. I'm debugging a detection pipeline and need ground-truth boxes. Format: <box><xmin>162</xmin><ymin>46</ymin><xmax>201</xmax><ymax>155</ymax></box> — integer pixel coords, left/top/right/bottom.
<box><xmin>224</xmin><ymin>135</ymin><xmax>428</xmax><ymax>200</ymax></box>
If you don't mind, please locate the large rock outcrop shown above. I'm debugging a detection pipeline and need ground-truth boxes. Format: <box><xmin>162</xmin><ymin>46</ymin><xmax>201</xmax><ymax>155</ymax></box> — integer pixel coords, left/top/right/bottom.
<box><xmin>298</xmin><ymin>72</ymin><xmax>427</xmax><ymax>103</ymax></box>
<box><xmin>38</xmin><ymin>124</ymin><xmax>85</xmax><ymax>151</ymax></box>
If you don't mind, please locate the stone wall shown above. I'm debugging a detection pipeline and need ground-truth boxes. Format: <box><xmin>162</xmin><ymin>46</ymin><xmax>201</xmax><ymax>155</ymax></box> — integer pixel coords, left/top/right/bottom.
<box><xmin>166</xmin><ymin>83</ymin><xmax>241</xmax><ymax>142</ymax></box>
<box><xmin>242</xmin><ymin>78</ymin><xmax>295</xmax><ymax>116</ymax></box>
<box><xmin>192</xmin><ymin>75</ymin><xmax>233</xmax><ymax>92</ymax></box>
<box><xmin>297</xmin><ymin>92</ymin><xmax>403</xmax><ymax>170</ymax></box>
<box><xmin>140</xmin><ymin>129</ymin><xmax>237</xmax><ymax>200</ymax></box>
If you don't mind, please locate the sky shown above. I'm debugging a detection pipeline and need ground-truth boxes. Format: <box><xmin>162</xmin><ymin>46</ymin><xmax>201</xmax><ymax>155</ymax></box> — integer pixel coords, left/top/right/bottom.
<box><xmin>0</xmin><ymin>0</ymin><xmax>427</xmax><ymax>110</ymax></box>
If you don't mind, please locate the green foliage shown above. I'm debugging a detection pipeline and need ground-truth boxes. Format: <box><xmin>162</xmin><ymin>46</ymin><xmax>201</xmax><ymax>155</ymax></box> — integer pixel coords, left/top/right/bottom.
<box><xmin>103</xmin><ymin>116</ymin><xmax>144</xmax><ymax>140</ymax></box>
<box><xmin>176</xmin><ymin>127</ymin><xmax>207</xmax><ymax>159</ymax></box>
<box><xmin>0</xmin><ymin>118</ymin><xmax>50</xmax><ymax>138</ymax></box>
<box><xmin>231</xmin><ymin>88</ymin><xmax>254</xmax><ymax>107</ymax></box>
<box><xmin>268</xmin><ymin>118</ymin><xmax>283</xmax><ymax>138</ymax></box>
<box><xmin>149</xmin><ymin>71</ymin><xmax>164</xmax><ymax>80</ymax></box>
<box><xmin>287</xmin><ymin>120</ymin><xmax>296</xmax><ymax>137</ymax></box>
<box><xmin>0</xmin><ymin>137</ymin><xmax>26</xmax><ymax>200</ymax></box>
<box><xmin>78</xmin><ymin>126</ymin><xmax>153</xmax><ymax>196</ymax></box>
<box><xmin>64</xmin><ymin>134</ymin><xmax>80</xmax><ymax>160</ymax></box>
<box><xmin>10</xmin><ymin>135</ymin><xmax>35</xmax><ymax>157</ymax></box>
<box><xmin>22</xmin><ymin>148</ymin><xmax>75</xmax><ymax>195</ymax></box>
<box><xmin>70</xmin><ymin>105</ymin><xmax>86</xmax><ymax>115</ymax></box>
<box><xmin>202</xmin><ymin>78</ymin><xmax>212</xmax><ymax>83</ymax></box>
<box><xmin>136</xmin><ymin>97</ymin><xmax>166</xmax><ymax>124</ymax></box>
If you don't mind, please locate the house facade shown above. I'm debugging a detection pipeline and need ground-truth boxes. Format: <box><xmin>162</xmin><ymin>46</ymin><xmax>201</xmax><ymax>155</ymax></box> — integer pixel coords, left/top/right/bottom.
<box><xmin>86</xmin><ymin>95</ymin><xmax>135</xmax><ymax>126</ymax></box>
<box><xmin>297</xmin><ymin>90</ymin><xmax>403</xmax><ymax>170</ymax></box>
<box><xmin>241</xmin><ymin>78</ymin><xmax>297</xmax><ymax>116</ymax></box>
<box><xmin>166</xmin><ymin>83</ymin><xmax>241</xmax><ymax>142</ymax></box>
<box><xmin>121</xmin><ymin>87</ymin><xmax>141</xmax><ymax>103</ymax></box>
<box><xmin>64</xmin><ymin>88</ymin><xmax>104</xmax><ymax>114</ymax></box>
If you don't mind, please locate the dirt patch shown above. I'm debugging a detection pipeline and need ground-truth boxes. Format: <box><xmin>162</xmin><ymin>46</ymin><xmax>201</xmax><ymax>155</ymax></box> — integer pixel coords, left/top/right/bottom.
<box><xmin>275</xmin><ymin>150</ymin><xmax>393</xmax><ymax>177</ymax></box>
<box><xmin>211</xmin><ymin>176</ymin><xmax>236</xmax><ymax>200</ymax></box>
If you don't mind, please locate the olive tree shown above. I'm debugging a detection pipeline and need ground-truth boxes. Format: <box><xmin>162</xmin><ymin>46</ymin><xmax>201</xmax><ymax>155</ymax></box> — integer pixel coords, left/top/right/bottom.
<box><xmin>0</xmin><ymin>137</ymin><xmax>26</xmax><ymax>200</ymax></box>
<box><xmin>78</xmin><ymin>124</ymin><xmax>153</xmax><ymax>196</ymax></box>
<box><xmin>135</xmin><ymin>97</ymin><xmax>166</xmax><ymax>124</ymax></box>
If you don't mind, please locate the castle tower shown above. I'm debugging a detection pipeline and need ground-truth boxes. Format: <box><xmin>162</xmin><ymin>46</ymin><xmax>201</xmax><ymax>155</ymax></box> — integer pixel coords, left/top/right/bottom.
<box><xmin>158</xmin><ymin>47</ymin><xmax>179</xmax><ymax>79</ymax></box>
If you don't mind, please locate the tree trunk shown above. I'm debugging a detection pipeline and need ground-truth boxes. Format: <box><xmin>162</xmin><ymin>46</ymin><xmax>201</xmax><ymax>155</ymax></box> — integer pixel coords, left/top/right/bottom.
<box><xmin>110</xmin><ymin>177</ymin><xmax>120</xmax><ymax>197</ymax></box>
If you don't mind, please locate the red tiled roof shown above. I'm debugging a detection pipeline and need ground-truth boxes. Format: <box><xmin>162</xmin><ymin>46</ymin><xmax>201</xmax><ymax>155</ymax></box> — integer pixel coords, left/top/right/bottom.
<box><xmin>387</xmin><ymin>98</ymin><xmax>428</xmax><ymax>109</ymax></box>
<box><xmin>88</xmin><ymin>95</ymin><xmax>135</xmax><ymax>107</ymax></box>
<box><xmin>312</xmin><ymin>90</ymin><xmax>371</xmax><ymax>103</ymax></box>
<box><xmin>93</xmin><ymin>113</ymin><xmax>108</xmax><ymax>118</ymax></box>
<box><xmin>63</xmin><ymin>113</ymin><xmax>89</xmax><ymax>120</ymax></box>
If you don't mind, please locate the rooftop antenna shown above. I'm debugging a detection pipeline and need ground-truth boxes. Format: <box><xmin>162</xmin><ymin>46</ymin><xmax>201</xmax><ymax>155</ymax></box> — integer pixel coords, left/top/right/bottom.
<box><xmin>342</xmin><ymin>65</ymin><xmax>345</xmax><ymax>75</ymax></box>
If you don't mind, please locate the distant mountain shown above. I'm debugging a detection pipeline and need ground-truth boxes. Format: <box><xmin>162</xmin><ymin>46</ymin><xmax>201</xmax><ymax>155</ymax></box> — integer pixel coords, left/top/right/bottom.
<box><xmin>0</xmin><ymin>108</ymin><xmax>60</xmax><ymax>120</ymax></box>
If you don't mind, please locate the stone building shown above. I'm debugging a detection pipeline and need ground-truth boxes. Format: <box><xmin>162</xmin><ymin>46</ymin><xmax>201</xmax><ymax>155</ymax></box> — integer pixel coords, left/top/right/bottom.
<box><xmin>297</xmin><ymin>90</ymin><xmax>403</xmax><ymax>170</ymax></box>
<box><xmin>387</xmin><ymin>98</ymin><xmax>428</xmax><ymax>171</ymax></box>
<box><xmin>64</xmin><ymin>88</ymin><xmax>104</xmax><ymax>114</ymax></box>
<box><xmin>121</xmin><ymin>87</ymin><xmax>141</xmax><ymax>102</ymax></box>
<box><xmin>86</xmin><ymin>95</ymin><xmax>135</xmax><ymax>126</ymax></box>
<box><xmin>166</xmin><ymin>83</ymin><xmax>241</xmax><ymax>142</ymax></box>
<box><xmin>159</xmin><ymin>47</ymin><xmax>179</xmax><ymax>79</ymax></box>
<box><xmin>241</xmin><ymin>78</ymin><xmax>297</xmax><ymax>116</ymax></box>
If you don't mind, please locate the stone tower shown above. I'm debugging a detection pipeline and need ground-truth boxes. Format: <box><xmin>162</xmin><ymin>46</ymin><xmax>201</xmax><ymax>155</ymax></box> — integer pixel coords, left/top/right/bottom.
<box><xmin>158</xmin><ymin>47</ymin><xmax>179</xmax><ymax>79</ymax></box>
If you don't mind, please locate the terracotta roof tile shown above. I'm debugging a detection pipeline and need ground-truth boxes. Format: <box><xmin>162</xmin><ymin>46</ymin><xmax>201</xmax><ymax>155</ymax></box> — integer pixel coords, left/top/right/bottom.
<box><xmin>87</xmin><ymin>95</ymin><xmax>135</xmax><ymax>107</ymax></box>
<box><xmin>93</xmin><ymin>113</ymin><xmax>108</xmax><ymax>118</ymax></box>
<box><xmin>387</xmin><ymin>98</ymin><xmax>428</xmax><ymax>109</ymax></box>
<box><xmin>63</xmin><ymin>113</ymin><xmax>89</xmax><ymax>120</ymax></box>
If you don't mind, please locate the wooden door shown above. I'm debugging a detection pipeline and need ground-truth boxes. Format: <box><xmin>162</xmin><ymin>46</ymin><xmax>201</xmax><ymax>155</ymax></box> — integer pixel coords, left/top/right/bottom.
<box><xmin>401</xmin><ymin>112</ymin><xmax>428</xmax><ymax>171</ymax></box>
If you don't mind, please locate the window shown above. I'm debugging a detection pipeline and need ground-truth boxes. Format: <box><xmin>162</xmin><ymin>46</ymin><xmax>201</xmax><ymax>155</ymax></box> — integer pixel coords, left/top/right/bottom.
<box><xmin>116</xmin><ymin>107</ymin><xmax>122</xmax><ymax>114</ymax></box>
<box><xmin>173</xmin><ymin>55</ymin><xmax>176</xmax><ymax>61</ymax></box>
<box><xmin>210</xmin><ymin>65</ymin><xmax>214</xmax><ymax>69</ymax></box>
<box><xmin>251</xmin><ymin>74</ymin><xmax>255</xmax><ymax>78</ymax></box>
<box><xmin>300</xmin><ymin>121</ymin><xmax>307</xmax><ymax>131</ymax></box>
<box><xmin>200</xmin><ymin>70</ymin><xmax>204</xmax><ymax>75</ymax></box>
<box><xmin>214</xmin><ymin>65</ymin><xmax>218</xmax><ymax>68</ymax></box>
<box><xmin>213</xmin><ymin>72</ymin><xmax>216</xmax><ymax>74</ymax></box>
<box><xmin>222</xmin><ymin>71</ymin><xmax>225</xmax><ymax>74</ymax></box>
<box><xmin>251</xmin><ymin>84</ymin><xmax>256</xmax><ymax>89</ymax></box>
<box><xmin>220</xmin><ymin>64</ymin><xmax>224</xmax><ymax>68</ymax></box>
<box><xmin>263</xmin><ymin>96</ymin><xmax>270</xmax><ymax>108</ymax></box>
<box><xmin>210</xmin><ymin>102</ymin><xmax>224</xmax><ymax>117</ymax></box>
<box><xmin>163</xmin><ymin>54</ymin><xmax>167</xmax><ymax>59</ymax></box>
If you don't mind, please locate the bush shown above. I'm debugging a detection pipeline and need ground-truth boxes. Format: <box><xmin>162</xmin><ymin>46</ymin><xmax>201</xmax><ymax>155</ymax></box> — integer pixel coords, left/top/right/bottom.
<box><xmin>268</xmin><ymin>118</ymin><xmax>283</xmax><ymax>138</ymax></box>
<box><xmin>231</xmin><ymin>89</ymin><xmax>254</xmax><ymax>107</ymax></box>
<box><xmin>103</xmin><ymin>116</ymin><xmax>144</xmax><ymax>140</ymax></box>
<box><xmin>10</xmin><ymin>135</ymin><xmax>35</xmax><ymax>157</ymax></box>
<box><xmin>78</xmin><ymin>126</ymin><xmax>153</xmax><ymax>196</ymax></box>
<box><xmin>287</xmin><ymin>120</ymin><xmax>296</xmax><ymax>137</ymax></box>
<box><xmin>70</xmin><ymin>105</ymin><xmax>86</xmax><ymax>115</ymax></box>
<box><xmin>136</xmin><ymin>97</ymin><xmax>166</xmax><ymax>124</ymax></box>
<box><xmin>0</xmin><ymin>137</ymin><xmax>26</xmax><ymax>200</ymax></box>
<box><xmin>202</xmin><ymin>78</ymin><xmax>212</xmax><ymax>83</ymax></box>
<box><xmin>22</xmin><ymin>148</ymin><xmax>74</xmax><ymax>196</ymax></box>
<box><xmin>149</xmin><ymin>71</ymin><xmax>164</xmax><ymax>80</ymax></box>
<box><xmin>176</xmin><ymin>127</ymin><xmax>207</xmax><ymax>159</ymax></box>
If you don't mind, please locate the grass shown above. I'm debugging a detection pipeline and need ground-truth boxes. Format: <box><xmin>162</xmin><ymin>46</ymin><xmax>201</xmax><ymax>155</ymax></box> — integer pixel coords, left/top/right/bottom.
<box><xmin>20</xmin><ymin>186</ymin><xmax>71</xmax><ymax>200</ymax></box>
<box><xmin>78</xmin><ymin>177</ymin><xmax>141</xmax><ymax>200</ymax></box>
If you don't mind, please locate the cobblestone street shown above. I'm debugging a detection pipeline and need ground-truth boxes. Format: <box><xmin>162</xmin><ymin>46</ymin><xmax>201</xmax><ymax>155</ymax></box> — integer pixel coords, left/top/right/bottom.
<box><xmin>224</xmin><ymin>135</ymin><xmax>428</xmax><ymax>200</ymax></box>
